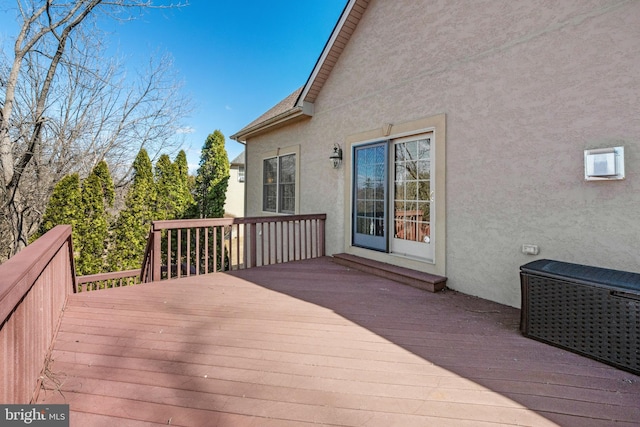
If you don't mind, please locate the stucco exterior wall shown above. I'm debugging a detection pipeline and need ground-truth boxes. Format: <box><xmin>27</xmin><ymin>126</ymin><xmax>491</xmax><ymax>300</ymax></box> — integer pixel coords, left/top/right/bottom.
<box><xmin>225</xmin><ymin>165</ymin><xmax>245</xmax><ymax>218</ymax></box>
<box><xmin>244</xmin><ymin>0</ymin><xmax>640</xmax><ymax>307</ymax></box>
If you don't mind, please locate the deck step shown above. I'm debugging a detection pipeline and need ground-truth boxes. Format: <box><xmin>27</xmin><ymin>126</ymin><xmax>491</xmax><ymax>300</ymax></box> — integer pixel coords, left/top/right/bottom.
<box><xmin>332</xmin><ymin>253</ymin><xmax>447</xmax><ymax>293</ymax></box>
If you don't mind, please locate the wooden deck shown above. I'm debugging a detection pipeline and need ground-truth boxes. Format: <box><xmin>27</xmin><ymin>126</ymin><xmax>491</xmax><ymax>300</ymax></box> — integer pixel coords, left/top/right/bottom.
<box><xmin>38</xmin><ymin>257</ymin><xmax>640</xmax><ymax>426</ymax></box>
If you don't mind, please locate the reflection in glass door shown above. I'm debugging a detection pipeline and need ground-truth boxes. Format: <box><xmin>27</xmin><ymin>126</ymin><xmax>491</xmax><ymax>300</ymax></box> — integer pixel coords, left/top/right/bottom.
<box><xmin>391</xmin><ymin>135</ymin><xmax>433</xmax><ymax>260</ymax></box>
<box><xmin>352</xmin><ymin>142</ymin><xmax>388</xmax><ymax>251</ymax></box>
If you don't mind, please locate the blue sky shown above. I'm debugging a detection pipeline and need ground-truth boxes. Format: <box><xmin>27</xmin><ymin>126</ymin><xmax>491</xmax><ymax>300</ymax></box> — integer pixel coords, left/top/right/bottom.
<box><xmin>0</xmin><ymin>1</ymin><xmax>346</xmax><ymax>172</ymax></box>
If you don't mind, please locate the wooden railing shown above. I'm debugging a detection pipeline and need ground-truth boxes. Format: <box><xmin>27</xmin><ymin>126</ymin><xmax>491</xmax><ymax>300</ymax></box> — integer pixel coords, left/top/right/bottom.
<box><xmin>75</xmin><ymin>214</ymin><xmax>327</xmax><ymax>290</ymax></box>
<box><xmin>0</xmin><ymin>225</ymin><xmax>76</xmax><ymax>403</ymax></box>
<box><xmin>0</xmin><ymin>215</ymin><xmax>325</xmax><ymax>401</ymax></box>
<box><xmin>76</xmin><ymin>269</ymin><xmax>141</xmax><ymax>292</ymax></box>
<box><xmin>142</xmin><ymin>214</ymin><xmax>327</xmax><ymax>283</ymax></box>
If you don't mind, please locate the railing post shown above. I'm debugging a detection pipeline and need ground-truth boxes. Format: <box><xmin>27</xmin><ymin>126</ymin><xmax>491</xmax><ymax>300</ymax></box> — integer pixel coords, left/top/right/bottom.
<box><xmin>152</xmin><ymin>228</ymin><xmax>161</xmax><ymax>281</ymax></box>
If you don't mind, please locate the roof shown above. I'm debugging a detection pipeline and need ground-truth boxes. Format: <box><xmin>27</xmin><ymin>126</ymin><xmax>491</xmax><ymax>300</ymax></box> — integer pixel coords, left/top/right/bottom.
<box><xmin>231</xmin><ymin>0</ymin><xmax>370</xmax><ymax>142</ymax></box>
<box><xmin>230</xmin><ymin>151</ymin><xmax>245</xmax><ymax>166</ymax></box>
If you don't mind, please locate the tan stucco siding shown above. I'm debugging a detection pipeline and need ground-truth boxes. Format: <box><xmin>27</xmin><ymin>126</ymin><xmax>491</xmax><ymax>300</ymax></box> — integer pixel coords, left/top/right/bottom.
<box><xmin>224</xmin><ymin>165</ymin><xmax>245</xmax><ymax>218</ymax></box>
<box><xmin>244</xmin><ymin>119</ymin><xmax>346</xmax><ymax>253</ymax></box>
<box><xmin>245</xmin><ymin>0</ymin><xmax>640</xmax><ymax>307</ymax></box>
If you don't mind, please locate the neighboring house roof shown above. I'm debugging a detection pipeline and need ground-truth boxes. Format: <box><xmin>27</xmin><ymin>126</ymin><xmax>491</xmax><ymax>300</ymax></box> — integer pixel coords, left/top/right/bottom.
<box><xmin>230</xmin><ymin>0</ymin><xmax>370</xmax><ymax>142</ymax></box>
<box><xmin>230</xmin><ymin>151</ymin><xmax>245</xmax><ymax>166</ymax></box>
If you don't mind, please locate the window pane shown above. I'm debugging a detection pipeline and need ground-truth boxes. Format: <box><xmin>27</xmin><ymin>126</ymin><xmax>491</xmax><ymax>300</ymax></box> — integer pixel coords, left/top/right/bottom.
<box><xmin>418</xmin><ymin>139</ymin><xmax>430</xmax><ymax>158</ymax></box>
<box><xmin>404</xmin><ymin>140</ymin><xmax>417</xmax><ymax>160</ymax></box>
<box><xmin>279</xmin><ymin>183</ymin><xmax>295</xmax><ymax>213</ymax></box>
<box><xmin>264</xmin><ymin>158</ymin><xmax>277</xmax><ymax>183</ymax></box>
<box><xmin>279</xmin><ymin>154</ymin><xmax>295</xmax><ymax>183</ymax></box>
<box><xmin>263</xmin><ymin>158</ymin><xmax>277</xmax><ymax>211</ymax></box>
<box><xmin>263</xmin><ymin>184</ymin><xmax>276</xmax><ymax>212</ymax></box>
<box><xmin>278</xmin><ymin>154</ymin><xmax>296</xmax><ymax>213</ymax></box>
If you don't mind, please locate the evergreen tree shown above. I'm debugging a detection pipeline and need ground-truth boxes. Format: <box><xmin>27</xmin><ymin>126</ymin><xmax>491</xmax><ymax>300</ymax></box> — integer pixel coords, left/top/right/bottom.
<box><xmin>92</xmin><ymin>160</ymin><xmax>115</xmax><ymax>208</ymax></box>
<box><xmin>193</xmin><ymin>130</ymin><xmax>230</xmax><ymax>271</ymax></box>
<box><xmin>108</xmin><ymin>149</ymin><xmax>156</xmax><ymax>271</ymax></box>
<box><xmin>36</xmin><ymin>174</ymin><xmax>82</xmax><ymax>243</ymax></box>
<box><xmin>76</xmin><ymin>162</ymin><xmax>113</xmax><ymax>275</ymax></box>
<box><xmin>195</xmin><ymin>130</ymin><xmax>229</xmax><ymax>218</ymax></box>
<box><xmin>174</xmin><ymin>150</ymin><xmax>195</xmax><ymax>217</ymax></box>
<box><xmin>154</xmin><ymin>154</ymin><xmax>182</xmax><ymax>220</ymax></box>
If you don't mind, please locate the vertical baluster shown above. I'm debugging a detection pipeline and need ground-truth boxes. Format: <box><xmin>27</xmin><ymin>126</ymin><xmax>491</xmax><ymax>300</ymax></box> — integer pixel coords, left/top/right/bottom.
<box><xmin>213</xmin><ymin>225</ymin><xmax>218</xmax><ymax>273</ymax></box>
<box><xmin>303</xmin><ymin>220</ymin><xmax>308</xmax><ymax>259</ymax></box>
<box><xmin>224</xmin><ymin>225</ymin><xmax>229</xmax><ymax>271</ymax></box>
<box><xmin>290</xmin><ymin>221</ymin><xmax>294</xmax><ymax>261</ymax></box>
<box><xmin>303</xmin><ymin>219</ymin><xmax>308</xmax><ymax>259</ymax></box>
<box><xmin>315</xmin><ymin>219</ymin><xmax>320</xmax><ymax>258</ymax></box>
<box><xmin>277</xmin><ymin>221</ymin><xmax>282</xmax><ymax>264</ymax></box>
<box><xmin>289</xmin><ymin>220</ymin><xmax>294</xmax><ymax>262</ymax></box>
<box><xmin>258</xmin><ymin>223</ymin><xmax>262</xmax><ymax>266</ymax></box>
<box><xmin>233</xmin><ymin>224</ymin><xmax>238</xmax><ymax>270</ymax></box>
<box><xmin>271</xmin><ymin>222</ymin><xmax>275</xmax><ymax>265</ymax></box>
<box><xmin>292</xmin><ymin>220</ymin><xmax>297</xmax><ymax>261</ymax></box>
<box><xmin>308</xmin><ymin>219</ymin><xmax>313</xmax><ymax>259</ymax></box>
<box><xmin>300</xmin><ymin>220</ymin><xmax>304</xmax><ymax>260</ymax></box>
<box><xmin>282</xmin><ymin>221</ymin><xmax>288</xmax><ymax>263</ymax></box>
<box><xmin>177</xmin><ymin>229</ymin><xmax>182</xmax><ymax>278</ymax></box>
<box><xmin>270</xmin><ymin>222</ymin><xmax>275</xmax><ymax>265</ymax></box>
<box><xmin>204</xmin><ymin>227</ymin><xmax>209</xmax><ymax>274</ymax></box>
<box><xmin>320</xmin><ymin>217</ymin><xmax>325</xmax><ymax>256</ymax></box>
<box><xmin>260</xmin><ymin>222</ymin><xmax>265</xmax><ymax>266</ymax></box>
<box><xmin>296</xmin><ymin>220</ymin><xmax>301</xmax><ymax>261</ymax></box>
<box><xmin>195</xmin><ymin>227</ymin><xmax>200</xmax><ymax>275</ymax></box>
<box><xmin>186</xmin><ymin>228</ymin><xmax>191</xmax><ymax>276</ymax></box>
<box><xmin>309</xmin><ymin>219</ymin><xmax>314</xmax><ymax>258</ymax></box>
<box><xmin>249</xmin><ymin>223</ymin><xmax>257</xmax><ymax>268</ymax></box>
<box><xmin>167</xmin><ymin>230</ymin><xmax>172</xmax><ymax>280</ymax></box>
<box><xmin>220</xmin><ymin>225</ymin><xmax>227</xmax><ymax>271</ymax></box>
<box><xmin>260</xmin><ymin>223</ymin><xmax>263</xmax><ymax>266</ymax></box>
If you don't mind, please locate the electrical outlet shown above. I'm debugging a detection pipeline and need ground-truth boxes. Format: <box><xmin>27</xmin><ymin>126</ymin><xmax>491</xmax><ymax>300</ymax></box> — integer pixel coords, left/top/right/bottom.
<box><xmin>522</xmin><ymin>244</ymin><xmax>539</xmax><ymax>255</ymax></box>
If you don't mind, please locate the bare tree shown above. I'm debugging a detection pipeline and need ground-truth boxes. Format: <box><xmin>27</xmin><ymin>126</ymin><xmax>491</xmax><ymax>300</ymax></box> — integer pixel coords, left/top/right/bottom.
<box><xmin>0</xmin><ymin>0</ymin><xmax>189</xmax><ymax>258</ymax></box>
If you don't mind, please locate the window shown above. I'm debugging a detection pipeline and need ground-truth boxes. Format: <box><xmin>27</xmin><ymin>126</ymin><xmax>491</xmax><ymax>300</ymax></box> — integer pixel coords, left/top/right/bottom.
<box><xmin>238</xmin><ymin>165</ymin><xmax>245</xmax><ymax>182</ymax></box>
<box><xmin>263</xmin><ymin>153</ymin><xmax>296</xmax><ymax>213</ymax></box>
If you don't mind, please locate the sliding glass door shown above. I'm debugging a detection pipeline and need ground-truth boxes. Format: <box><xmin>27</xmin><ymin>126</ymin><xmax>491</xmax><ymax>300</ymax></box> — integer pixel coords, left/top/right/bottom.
<box><xmin>352</xmin><ymin>133</ymin><xmax>434</xmax><ymax>261</ymax></box>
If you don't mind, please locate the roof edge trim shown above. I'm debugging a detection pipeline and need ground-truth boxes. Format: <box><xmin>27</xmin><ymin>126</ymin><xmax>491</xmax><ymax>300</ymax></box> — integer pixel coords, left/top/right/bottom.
<box><xmin>296</xmin><ymin>0</ymin><xmax>356</xmax><ymax>106</ymax></box>
<box><xmin>231</xmin><ymin>102</ymin><xmax>314</xmax><ymax>142</ymax></box>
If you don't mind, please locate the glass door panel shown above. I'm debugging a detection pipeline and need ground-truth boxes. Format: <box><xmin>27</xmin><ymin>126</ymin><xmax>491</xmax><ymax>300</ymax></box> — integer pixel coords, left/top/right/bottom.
<box><xmin>391</xmin><ymin>135</ymin><xmax>434</xmax><ymax>260</ymax></box>
<box><xmin>352</xmin><ymin>142</ymin><xmax>388</xmax><ymax>251</ymax></box>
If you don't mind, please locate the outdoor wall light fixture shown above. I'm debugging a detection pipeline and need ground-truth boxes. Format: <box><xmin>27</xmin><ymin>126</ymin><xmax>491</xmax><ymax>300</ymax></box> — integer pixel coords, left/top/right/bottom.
<box><xmin>330</xmin><ymin>143</ymin><xmax>343</xmax><ymax>169</ymax></box>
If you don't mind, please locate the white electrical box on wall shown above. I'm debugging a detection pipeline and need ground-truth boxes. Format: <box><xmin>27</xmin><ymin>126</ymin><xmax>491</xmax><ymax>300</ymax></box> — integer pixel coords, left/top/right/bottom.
<box><xmin>584</xmin><ymin>146</ymin><xmax>625</xmax><ymax>181</ymax></box>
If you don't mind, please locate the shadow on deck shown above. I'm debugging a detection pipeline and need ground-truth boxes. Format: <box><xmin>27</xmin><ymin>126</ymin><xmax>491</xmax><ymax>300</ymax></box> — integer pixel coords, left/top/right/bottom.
<box><xmin>38</xmin><ymin>257</ymin><xmax>640</xmax><ymax>426</ymax></box>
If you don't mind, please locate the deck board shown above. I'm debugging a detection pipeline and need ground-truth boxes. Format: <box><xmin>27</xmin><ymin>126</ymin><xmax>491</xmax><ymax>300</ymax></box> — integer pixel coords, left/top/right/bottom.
<box><xmin>38</xmin><ymin>257</ymin><xmax>640</xmax><ymax>426</ymax></box>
